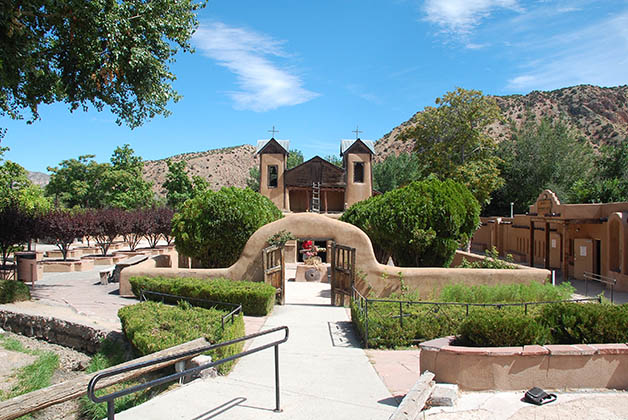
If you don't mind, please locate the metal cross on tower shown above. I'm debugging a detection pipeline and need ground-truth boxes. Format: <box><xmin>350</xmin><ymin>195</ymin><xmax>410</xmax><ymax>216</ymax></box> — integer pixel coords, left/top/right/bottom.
<box><xmin>268</xmin><ymin>125</ymin><xmax>279</xmax><ymax>138</ymax></box>
<box><xmin>352</xmin><ymin>125</ymin><xmax>363</xmax><ymax>140</ymax></box>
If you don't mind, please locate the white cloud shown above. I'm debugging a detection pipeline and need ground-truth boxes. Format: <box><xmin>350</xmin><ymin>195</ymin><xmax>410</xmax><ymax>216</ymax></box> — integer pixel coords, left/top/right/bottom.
<box><xmin>506</xmin><ymin>12</ymin><xmax>628</xmax><ymax>91</ymax></box>
<box><xmin>423</xmin><ymin>0</ymin><xmax>522</xmax><ymax>34</ymax></box>
<box><xmin>193</xmin><ymin>22</ymin><xmax>319</xmax><ymax>112</ymax></box>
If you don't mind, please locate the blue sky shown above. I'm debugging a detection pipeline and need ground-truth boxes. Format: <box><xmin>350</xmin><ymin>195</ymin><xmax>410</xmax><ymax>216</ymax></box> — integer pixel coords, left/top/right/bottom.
<box><xmin>4</xmin><ymin>0</ymin><xmax>628</xmax><ymax>172</ymax></box>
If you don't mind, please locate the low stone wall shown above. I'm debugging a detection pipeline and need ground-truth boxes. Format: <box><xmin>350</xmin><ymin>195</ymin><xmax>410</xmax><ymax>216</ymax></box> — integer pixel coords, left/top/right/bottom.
<box><xmin>420</xmin><ymin>336</ymin><xmax>628</xmax><ymax>391</ymax></box>
<box><xmin>0</xmin><ymin>309</ymin><xmax>124</xmax><ymax>354</ymax></box>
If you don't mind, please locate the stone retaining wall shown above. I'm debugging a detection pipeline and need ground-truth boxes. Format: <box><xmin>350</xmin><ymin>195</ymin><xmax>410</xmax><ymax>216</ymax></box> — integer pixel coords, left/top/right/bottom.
<box><xmin>0</xmin><ymin>310</ymin><xmax>124</xmax><ymax>354</ymax></box>
<box><xmin>420</xmin><ymin>336</ymin><xmax>628</xmax><ymax>391</ymax></box>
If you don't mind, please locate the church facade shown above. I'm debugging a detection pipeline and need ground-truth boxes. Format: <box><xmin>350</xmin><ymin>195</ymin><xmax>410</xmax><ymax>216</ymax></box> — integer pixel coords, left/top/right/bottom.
<box><xmin>256</xmin><ymin>138</ymin><xmax>375</xmax><ymax>213</ymax></box>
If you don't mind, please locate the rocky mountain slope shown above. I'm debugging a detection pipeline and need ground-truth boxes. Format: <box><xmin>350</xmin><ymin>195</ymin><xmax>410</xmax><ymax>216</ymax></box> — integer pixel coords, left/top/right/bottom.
<box><xmin>374</xmin><ymin>84</ymin><xmax>628</xmax><ymax>161</ymax></box>
<box><xmin>27</xmin><ymin>171</ymin><xmax>50</xmax><ymax>186</ymax></box>
<box><xmin>142</xmin><ymin>144</ymin><xmax>258</xmax><ymax>196</ymax></box>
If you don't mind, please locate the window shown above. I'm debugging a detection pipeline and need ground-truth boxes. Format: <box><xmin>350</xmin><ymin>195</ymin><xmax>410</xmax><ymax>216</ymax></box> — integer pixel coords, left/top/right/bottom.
<box><xmin>353</xmin><ymin>162</ymin><xmax>364</xmax><ymax>183</ymax></box>
<box><xmin>268</xmin><ymin>165</ymin><xmax>278</xmax><ymax>188</ymax></box>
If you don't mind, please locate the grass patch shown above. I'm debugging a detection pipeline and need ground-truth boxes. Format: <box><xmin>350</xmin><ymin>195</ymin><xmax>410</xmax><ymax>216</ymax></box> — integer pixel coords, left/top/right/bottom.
<box><xmin>438</xmin><ymin>281</ymin><xmax>574</xmax><ymax>304</ymax></box>
<box><xmin>0</xmin><ymin>333</ymin><xmax>59</xmax><ymax>403</ymax></box>
<box><xmin>129</xmin><ymin>276</ymin><xmax>276</xmax><ymax>316</ymax></box>
<box><xmin>0</xmin><ymin>279</ymin><xmax>30</xmax><ymax>303</ymax></box>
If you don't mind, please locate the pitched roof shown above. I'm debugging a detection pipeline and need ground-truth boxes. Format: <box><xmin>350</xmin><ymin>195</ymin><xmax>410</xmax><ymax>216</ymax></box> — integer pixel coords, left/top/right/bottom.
<box><xmin>340</xmin><ymin>139</ymin><xmax>376</xmax><ymax>156</ymax></box>
<box><xmin>256</xmin><ymin>138</ymin><xmax>290</xmax><ymax>155</ymax></box>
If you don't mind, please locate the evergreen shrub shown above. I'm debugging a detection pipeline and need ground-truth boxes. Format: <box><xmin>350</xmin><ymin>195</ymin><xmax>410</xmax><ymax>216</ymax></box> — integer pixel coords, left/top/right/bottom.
<box><xmin>129</xmin><ymin>276</ymin><xmax>276</xmax><ymax>316</ymax></box>
<box><xmin>0</xmin><ymin>279</ymin><xmax>30</xmax><ymax>303</ymax></box>
<box><xmin>341</xmin><ymin>178</ymin><xmax>480</xmax><ymax>267</ymax></box>
<box><xmin>171</xmin><ymin>187</ymin><xmax>282</xmax><ymax>268</ymax></box>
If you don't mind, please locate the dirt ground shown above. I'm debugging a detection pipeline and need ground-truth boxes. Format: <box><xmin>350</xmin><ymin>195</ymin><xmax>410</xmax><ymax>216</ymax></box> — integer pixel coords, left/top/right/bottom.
<box><xmin>0</xmin><ymin>329</ymin><xmax>92</xmax><ymax>420</ymax></box>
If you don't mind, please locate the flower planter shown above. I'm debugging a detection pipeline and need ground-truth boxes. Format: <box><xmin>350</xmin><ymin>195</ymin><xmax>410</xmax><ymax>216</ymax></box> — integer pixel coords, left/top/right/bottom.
<box><xmin>43</xmin><ymin>258</ymin><xmax>95</xmax><ymax>272</ymax></box>
<box><xmin>420</xmin><ymin>336</ymin><xmax>628</xmax><ymax>391</ymax></box>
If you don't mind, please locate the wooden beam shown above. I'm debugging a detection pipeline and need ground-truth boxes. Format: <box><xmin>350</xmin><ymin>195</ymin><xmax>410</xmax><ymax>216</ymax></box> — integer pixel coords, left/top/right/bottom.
<box><xmin>0</xmin><ymin>338</ymin><xmax>210</xmax><ymax>420</ymax></box>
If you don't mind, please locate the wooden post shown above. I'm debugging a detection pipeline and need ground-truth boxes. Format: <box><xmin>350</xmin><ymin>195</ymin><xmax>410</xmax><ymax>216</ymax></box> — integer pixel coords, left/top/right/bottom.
<box><xmin>545</xmin><ymin>222</ymin><xmax>551</xmax><ymax>270</ymax></box>
<box><xmin>306</xmin><ymin>189</ymin><xmax>310</xmax><ymax>211</ymax></box>
<box><xmin>562</xmin><ymin>223</ymin><xmax>570</xmax><ymax>280</ymax></box>
<box><xmin>324</xmin><ymin>190</ymin><xmax>328</xmax><ymax>213</ymax></box>
<box><xmin>529</xmin><ymin>220</ymin><xmax>535</xmax><ymax>267</ymax></box>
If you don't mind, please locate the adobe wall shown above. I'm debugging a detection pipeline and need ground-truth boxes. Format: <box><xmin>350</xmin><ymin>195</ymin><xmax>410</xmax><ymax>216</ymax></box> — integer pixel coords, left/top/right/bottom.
<box><xmin>420</xmin><ymin>336</ymin><xmax>628</xmax><ymax>391</ymax></box>
<box><xmin>120</xmin><ymin>214</ymin><xmax>550</xmax><ymax>298</ymax></box>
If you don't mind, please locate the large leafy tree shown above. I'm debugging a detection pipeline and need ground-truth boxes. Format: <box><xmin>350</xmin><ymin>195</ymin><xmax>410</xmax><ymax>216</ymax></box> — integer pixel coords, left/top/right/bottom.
<box><xmin>101</xmin><ymin>145</ymin><xmax>154</xmax><ymax>209</ymax></box>
<box><xmin>162</xmin><ymin>159</ymin><xmax>208</xmax><ymax>209</ymax></box>
<box><xmin>487</xmin><ymin>117</ymin><xmax>595</xmax><ymax>215</ymax></box>
<box><xmin>373</xmin><ymin>152</ymin><xmax>422</xmax><ymax>193</ymax></box>
<box><xmin>1</xmin><ymin>0</ymin><xmax>205</xmax><ymax>128</ymax></box>
<box><xmin>0</xmin><ymin>146</ymin><xmax>49</xmax><ymax>211</ymax></box>
<box><xmin>47</xmin><ymin>145</ymin><xmax>153</xmax><ymax>209</ymax></box>
<box><xmin>46</xmin><ymin>154</ymin><xmax>109</xmax><ymax>208</ymax></box>
<box><xmin>569</xmin><ymin>140</ymin><xmax>628</xmax><ymax>204</ymax></box>
<box><xmin>401</xmin><ymin>88</ymin><xmax>503</xmax><ymax>207</ymax></box>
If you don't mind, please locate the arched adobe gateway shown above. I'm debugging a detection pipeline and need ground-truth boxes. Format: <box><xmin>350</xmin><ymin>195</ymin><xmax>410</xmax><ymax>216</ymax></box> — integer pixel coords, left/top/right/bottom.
<box><xmin>120</xmin><ymin>213</ymin><xmax>550</xmax><ymax>300</ymax></box>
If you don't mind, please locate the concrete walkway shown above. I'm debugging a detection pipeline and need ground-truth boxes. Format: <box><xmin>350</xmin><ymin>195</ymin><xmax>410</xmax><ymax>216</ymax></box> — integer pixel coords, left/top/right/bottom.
<box><xmin>116</xmin><ymin>282</ymin><xmax>396</xmax><ymax>420</ymax></box>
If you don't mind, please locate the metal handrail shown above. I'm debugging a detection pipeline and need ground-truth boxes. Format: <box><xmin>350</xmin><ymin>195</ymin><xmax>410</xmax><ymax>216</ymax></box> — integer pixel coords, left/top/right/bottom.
<box><xmin>139</xmin><ymin>290</ymin><xmax>243</xmax><ymax>329</ymax></box>
<box><xmin>584</xmin><ymin>272</ymin><xmax>617</xmax><ymax>303</ymax></box>
<box><xmin>87</xmin><ymin>326</ymin><xmax>289</xmax><ymax>420</ymax></box>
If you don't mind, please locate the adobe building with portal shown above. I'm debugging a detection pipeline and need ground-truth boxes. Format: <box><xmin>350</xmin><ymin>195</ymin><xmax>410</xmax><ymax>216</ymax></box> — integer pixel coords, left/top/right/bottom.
<box><xmin>256</xmin><ymin>138</ymin><xmax>375</xmax><ymax>213</ymax></box>
<box><xmin>472</xmin><ymin>190</ymin><xmax>628</xmax><ymax>290</ymax></box>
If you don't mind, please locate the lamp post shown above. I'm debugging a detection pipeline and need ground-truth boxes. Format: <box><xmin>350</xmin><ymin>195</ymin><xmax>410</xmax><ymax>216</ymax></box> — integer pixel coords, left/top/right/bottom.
<box><xmin>510</xmin><ymin>202</ymin><xmax>514</xmax><ymax>218</ymax></box>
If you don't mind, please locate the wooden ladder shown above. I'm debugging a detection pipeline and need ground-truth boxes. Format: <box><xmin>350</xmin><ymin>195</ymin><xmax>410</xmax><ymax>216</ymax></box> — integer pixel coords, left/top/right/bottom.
<box><xmin>311</xmin><ymin>182</ymin><xmax>321</xmax><ymax>213</ymax></box>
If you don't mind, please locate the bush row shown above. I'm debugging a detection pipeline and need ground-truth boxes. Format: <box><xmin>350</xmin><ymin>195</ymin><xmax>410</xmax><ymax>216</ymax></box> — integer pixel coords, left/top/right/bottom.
<box><xmin>118</xmin><ymin>300</ymin><xmax>245</xmax><ymax>375</ymax></box>
<box><xmin>340</xmin><ymin>178</ymin><xmax>480</xmax><ymax>267</ymax></box>
<box><xmin>355</xmin><ymin>301</ymin><xmax>628</xmax><ymax>349</ymax></box>
<box><xmin>0</xmin><ymin>279</ymin><xmax>31</xmax><ymax>303</ymax></box>
<box><xmin>129</xmin><ymin>276</ymin><xmax>276</xmax><ymax>316</ymax></box>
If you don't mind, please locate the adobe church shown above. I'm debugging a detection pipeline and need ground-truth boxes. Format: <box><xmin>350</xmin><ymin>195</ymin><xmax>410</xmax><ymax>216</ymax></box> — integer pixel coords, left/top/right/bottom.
<box><xmin>256</xmin><ymin>137</ymin><xmax>375</xmax><ymax>213</ymax></box>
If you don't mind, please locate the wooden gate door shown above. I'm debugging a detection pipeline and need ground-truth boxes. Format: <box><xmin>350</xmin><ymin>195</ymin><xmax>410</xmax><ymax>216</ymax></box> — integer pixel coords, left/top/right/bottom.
<box><xmin>263</xmin><ymin>245</ymin><xmax>285</xmax><ymax>305</ymax></box>
<box><xmin>574</xmin><ymin>238</ymin><xmax>593</xmax><ymax>281</ymax></box>
<box><xmin>330</xmin><ymin>243</ymin><xmax>356</xmax><ymax>306</ymax></box>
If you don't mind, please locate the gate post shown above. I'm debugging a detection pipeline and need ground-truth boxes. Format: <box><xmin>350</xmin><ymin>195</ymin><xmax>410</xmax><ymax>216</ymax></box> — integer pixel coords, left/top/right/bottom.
<box><xmin>330</xmin><ymin>242</ymin><xmax>336</xmax><ymax>305</ymax></box>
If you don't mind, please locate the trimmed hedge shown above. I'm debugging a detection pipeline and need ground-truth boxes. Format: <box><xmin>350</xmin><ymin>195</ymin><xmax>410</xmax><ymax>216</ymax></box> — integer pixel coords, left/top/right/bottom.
<box><xmin>129</xmin><ymin>276</ymin><xmax>276</xmax><ymax>316</ymax></box>
<box><xmin>171</xmin><ymin>187</ymin><xmax>282</xmax><ymax>268</ymax></box>
<box><xmin>456</xmin><ymin>308</ymin><xmax>550</xmax><ymax>347</ymax></box>
<box><xmin>456</xmin><ymin>303</ymin><xmax>628</xmax><ymax>347</ymax></box>
<box><xmin>0</xmin><ymin>279</ymin><xmax>30</xmax><ymax>303</ymax></box>
<box><xmin>118</xmin><ymin>301</ymin><xmax>245</xmax><ymax>374</ymax></box>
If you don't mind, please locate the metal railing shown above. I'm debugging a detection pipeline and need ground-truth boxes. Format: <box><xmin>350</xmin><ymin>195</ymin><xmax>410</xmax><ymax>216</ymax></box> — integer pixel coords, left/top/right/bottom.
<box><xmin>87</xmin><ymin>325</ymin><xmax>289</xmax><ymax>420</ymax></box>
<box><xmin>583</xmin><ymin>272</ymin><xmax>617</xmax><ymax>303</ymax></box>
<box><xmin>352</xmin><ymin>286</ymin><xmax>601</xmax><ymax>348</ymax></box>
<box><xmin>139</xmin><ymin>290</ymin><xmax>242</xmax><ymax>329</ymax></box>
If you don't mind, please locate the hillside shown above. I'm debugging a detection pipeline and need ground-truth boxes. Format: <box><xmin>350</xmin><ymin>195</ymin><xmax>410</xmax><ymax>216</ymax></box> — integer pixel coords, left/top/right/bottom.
<box><xmin>142</xmin><ymin>144</ymin><xmax>258</xmax><ymax>196</ymax></box>
<box><xmin>374</xmin><ymin>84</ymin><xmax>628</xmax><ymax>161</ymax></box>
<box><xmin>27</xmin><ymin>171</ymin><xmax>51</xmax><ymax>187</ymax></box>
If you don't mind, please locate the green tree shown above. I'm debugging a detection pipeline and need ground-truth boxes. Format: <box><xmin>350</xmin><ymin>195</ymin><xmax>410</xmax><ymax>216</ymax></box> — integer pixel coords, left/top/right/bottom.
<box><xmin>46</xmin><ymin>155</ymin><xmax>109</xmax><ymax>208</ymax></box>
<box><xmin>401</xmin><ymin>88</ymin><xmax>503</xmax><ymax>207</ymax></box>
<box><xmin>0</xmin><ymin>146</ymin><xmax>50</xmax><ymax>211</ymax></box>
<box><xmin>100</xmin><ymin>145</ymin><xmax>154</xmax><ymax>209</ymax></box>
<box><xmin>46</xmin><ymin>145</ymin><xmax>153</xmax><ymax>209</ymax></box>
<box><xmin>324</xmin><ymin>155</ymin><xmax>343</xmax><ymax>167</ymax></box>
<box><xmin>569</xmin><ymin>140</ymin><xmax>628</xmax><ymax>203</ymax></box>
<box><xmin>341</xmin><ymin>178</ymin><xmax>480</xmax><ymax>267</ymax></box>
<box><xmin>163</xmin><ymin>159</ymin><xmax>209</xmax><ymax>209</ymax></box>
<box><xmin>373</xmin><ymin>152</ymin><xmax>422</xmax><ymax>193</ymax></box>
<box><xmin>488</xmin><ymin>117</ymin><xmax>595</xmax><ymax>215</ymax></box>
<box><xmin>172</xmin><ymin>187</ymin><xmax>282</xmax><ymax>267</ymax></box>
<box><xmin>287</xmin><ymin>149</ymin><xmax>304</xmax><ymax>169</ymax></box>
<box><xmin>1</xmin><ymin>0</ymin><xmax>205</xmax><ymax>128</ymax></box>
